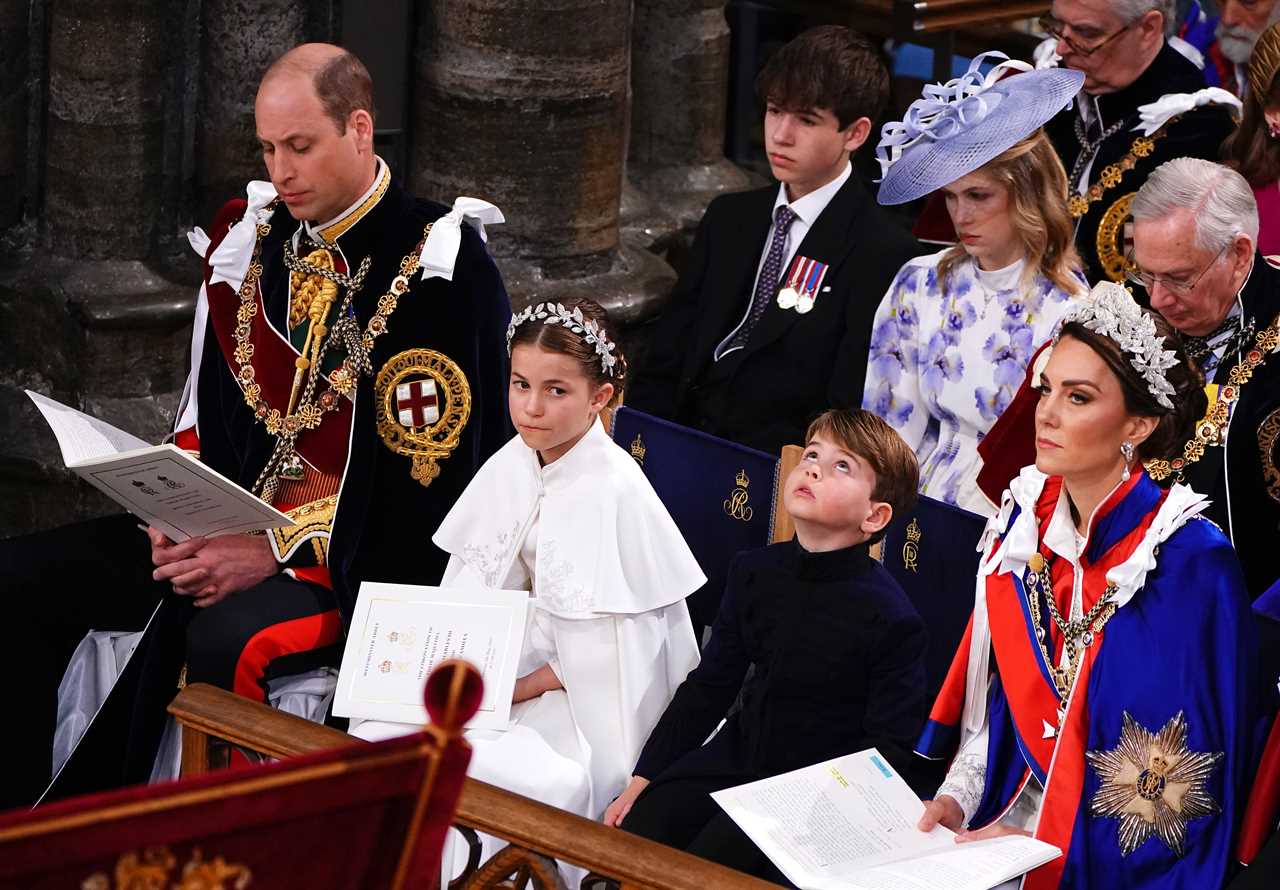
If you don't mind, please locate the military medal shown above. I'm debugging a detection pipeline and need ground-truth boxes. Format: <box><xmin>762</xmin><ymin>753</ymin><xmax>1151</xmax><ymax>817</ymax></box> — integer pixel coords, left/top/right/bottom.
<box><xmin>777</xmin><ymin>256</ymin><xmax>829</xmax><ymax>314</ymax></box>
<box><xmin>777</xmin><ymin>257</ymin><xmax>806</xmax><ymax>310</ymax></box>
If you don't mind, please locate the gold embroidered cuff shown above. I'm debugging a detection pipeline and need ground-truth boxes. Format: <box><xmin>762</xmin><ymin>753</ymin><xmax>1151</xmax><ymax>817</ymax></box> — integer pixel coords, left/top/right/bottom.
<box><xmin>268</xmin><ymin>495</ymin><xmax>338</xmax><ymax>565</ymax></box>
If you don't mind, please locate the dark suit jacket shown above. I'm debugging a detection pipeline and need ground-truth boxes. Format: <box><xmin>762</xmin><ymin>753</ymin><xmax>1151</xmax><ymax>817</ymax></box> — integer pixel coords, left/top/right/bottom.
<box><xmin>1179</xmin><ymin>254</ymin><xmax>1280</xmax><ymax>600</ymax></box>
<box><xmin>632</xmin><ymin>540</ymin><xmax>928</xmax><ymax>785</ymax></box>
<box><xmin>628</xmin><ymin>174</ymin><xmax>922</xmax><ymax>453</ymax></box>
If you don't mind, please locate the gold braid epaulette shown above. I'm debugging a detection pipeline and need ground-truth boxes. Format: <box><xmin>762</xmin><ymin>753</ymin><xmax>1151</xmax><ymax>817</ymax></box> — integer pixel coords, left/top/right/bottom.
<box><xmin>1146</xmin><ymin>313</ymin><xmax>1280</xmax><ymax>482</ymax></box>
<box><xmin>1067</xmin><ymin>123</ymin><xmax>1170</xmax><ymax>219</ymax></box>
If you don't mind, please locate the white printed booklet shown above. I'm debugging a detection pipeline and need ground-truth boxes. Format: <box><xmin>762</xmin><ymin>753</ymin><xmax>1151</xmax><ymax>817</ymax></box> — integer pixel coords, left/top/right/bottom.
<box><xmin>27</xmin><ymin>390</ymin><xmax>292</xmax><ymax>541</ymax></box>
<box><xmin>334</xmin><ymin>582</ymin><xmax>529</xmax><ymax>731</ymax></box>
<box><xmin>712</xmin><ymin>749</ymin><xmax>1061</xmax><ymax>890</ymax></box>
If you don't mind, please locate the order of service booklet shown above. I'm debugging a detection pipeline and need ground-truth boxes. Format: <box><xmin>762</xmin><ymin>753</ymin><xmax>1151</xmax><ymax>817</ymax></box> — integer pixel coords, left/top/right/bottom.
<box><xmin>333</xmin><ymin>582</ymin><xmax>530</xmax><ymax>731</ymax></box>
<box><xmin>712</xmin><ymin>749</ymin><xmax>1062</xmax><ymax>890</ymax></box>
<box><xmin>26</xmin><ymin>390</ymin><xmax>293</xmax><ymax>541</ymax></box>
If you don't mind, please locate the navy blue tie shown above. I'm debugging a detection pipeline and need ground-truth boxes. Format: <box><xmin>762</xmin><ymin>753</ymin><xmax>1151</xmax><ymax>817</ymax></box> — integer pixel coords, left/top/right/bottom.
<box><xmin>726</xmin><ymin>204</ymin><xmax>797</xmax><ymax>351</ymax></box>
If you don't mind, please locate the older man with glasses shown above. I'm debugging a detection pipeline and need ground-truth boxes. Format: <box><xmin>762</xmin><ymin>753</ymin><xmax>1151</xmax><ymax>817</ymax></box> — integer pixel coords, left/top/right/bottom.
<box><xmin>1134</xmin><ymin>171</ymin><xmax>1280</xmax><ymax>890</ymax></box>
<box><xmin>1041</xmin><ymin>0</ymin><xmax>1240</xmax><ymax>284</ymax></box>
<box><xmin>1128</xmin><ymin>157</ymin><xmax>1280</xmax><ymax>601</ymax></box>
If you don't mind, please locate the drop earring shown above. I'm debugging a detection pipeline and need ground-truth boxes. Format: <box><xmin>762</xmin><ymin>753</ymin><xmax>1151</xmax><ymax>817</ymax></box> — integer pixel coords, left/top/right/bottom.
<box><xmin>1120</xmin><ymin>441</ymin><xmax>1134</xmax><ymax>482</ymax></box>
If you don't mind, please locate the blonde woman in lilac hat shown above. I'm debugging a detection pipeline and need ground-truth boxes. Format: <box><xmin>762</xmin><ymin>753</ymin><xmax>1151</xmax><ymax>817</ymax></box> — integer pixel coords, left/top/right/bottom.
<box><xmin>863</xmin><ymin>54</ymin><xmax>1088</xmax><ymax>516</ymax></box>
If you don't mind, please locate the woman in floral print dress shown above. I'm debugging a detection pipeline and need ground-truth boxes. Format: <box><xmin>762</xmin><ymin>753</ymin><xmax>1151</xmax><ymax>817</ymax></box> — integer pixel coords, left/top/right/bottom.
<box><xmin>865</xmin><ymin>55</ymin><xmax>1087</xmax><ymax>515</ymax></box>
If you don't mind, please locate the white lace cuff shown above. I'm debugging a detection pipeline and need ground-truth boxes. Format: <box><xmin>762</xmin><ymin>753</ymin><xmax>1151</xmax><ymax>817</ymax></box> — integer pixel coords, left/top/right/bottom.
<box><xmin>937</xmin><ymin>751</ymin><xmax>988</xmax><ymax>827</ymax></box>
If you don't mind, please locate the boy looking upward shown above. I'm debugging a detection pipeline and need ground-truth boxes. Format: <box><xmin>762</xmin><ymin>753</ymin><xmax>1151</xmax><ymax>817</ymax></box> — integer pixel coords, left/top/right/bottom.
<box><xmin>605</xmin><ymin>410</ymin><xmax>929</xmax><ymax>881</ymax></box>
<box><xmin>628</xmin><ymin>26</ymin><xmax>921</xmax><ymax>454</ymax></box>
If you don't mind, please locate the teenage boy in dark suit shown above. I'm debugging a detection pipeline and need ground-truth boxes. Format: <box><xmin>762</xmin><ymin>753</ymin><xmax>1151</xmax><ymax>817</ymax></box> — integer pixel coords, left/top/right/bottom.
<box><xmin>628</xmin><ymin>26</ymin><xmax>922</xmax><ymax>455</ymax></box>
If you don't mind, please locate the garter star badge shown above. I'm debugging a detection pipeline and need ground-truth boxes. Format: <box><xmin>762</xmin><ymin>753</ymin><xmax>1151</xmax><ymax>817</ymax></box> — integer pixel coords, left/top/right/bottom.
<box><xmin>1085</xmin><ymin>711</ymin><xmax>1223</xmax><ymax>857</ymax></box>
<box><xmin>376</xmin><ymin>348</ymin><xmax>471</xmax><ymax>488</ymax></box>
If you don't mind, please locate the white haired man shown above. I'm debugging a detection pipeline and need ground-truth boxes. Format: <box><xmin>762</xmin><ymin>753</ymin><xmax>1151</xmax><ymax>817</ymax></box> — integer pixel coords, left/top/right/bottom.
<box><xmin>1129</xmin><ymin>157</ymin><xmax>1280</xmax><ymax>600</ymax></box>
<box><xmin>1129</xmin><ymin>158</ymin><xmax>1280</xmax><ymax>885</ymax></box>
<box><xmin>1219</xmin><ymin>0</ymin><xmax>1280</xmax><ymax>92</ymax></box>
<box><xmin>1041</xmin><ymin>0</ymin><xmax>1240</xmax><ymax>283</ymax></box>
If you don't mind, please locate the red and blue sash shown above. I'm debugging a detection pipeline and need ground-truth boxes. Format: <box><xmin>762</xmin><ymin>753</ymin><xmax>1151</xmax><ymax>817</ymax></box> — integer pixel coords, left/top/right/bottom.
<box><xmin>920</xmin><ymin>473</ymin><xmax>1168</xmax><ymax>890</ymax></box>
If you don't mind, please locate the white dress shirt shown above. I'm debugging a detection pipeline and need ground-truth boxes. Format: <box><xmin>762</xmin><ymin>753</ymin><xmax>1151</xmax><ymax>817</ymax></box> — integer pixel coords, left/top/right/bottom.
<box><xmin>714</xmin><ymin>162</ymin><xmax>853</xmax><ymax>360</ymax></box>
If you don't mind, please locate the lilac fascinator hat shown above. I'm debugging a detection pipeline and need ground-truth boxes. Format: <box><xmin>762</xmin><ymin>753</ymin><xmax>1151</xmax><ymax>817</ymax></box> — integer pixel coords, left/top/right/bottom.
<box><xmin>876</xmin><ymin>52</ymin><xmax>1084</xmax><ymax>206</ymax></box>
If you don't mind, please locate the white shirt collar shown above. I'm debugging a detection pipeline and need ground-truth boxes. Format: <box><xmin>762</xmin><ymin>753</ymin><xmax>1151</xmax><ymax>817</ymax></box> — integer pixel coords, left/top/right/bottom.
<box><xmin>771</xmin><ymin>161</ymin><xmax>852</xmax><ymax>227</ymax></box>
<box><xmin>1042</xmin><ymin>486</ymin><xmax>1082</xmax><ymax>566</ymax></box>
<box><xmin>1042</xmin><ymin>475</ymin><xmax>1128</xmax><ymax>566</ymax></box>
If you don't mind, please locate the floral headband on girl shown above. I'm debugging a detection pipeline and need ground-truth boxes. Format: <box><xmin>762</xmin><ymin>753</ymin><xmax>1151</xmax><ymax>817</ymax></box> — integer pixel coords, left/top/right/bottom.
<box><xmin>506</xmin><ymin>302</ymin><xmax>619</xmax><ymax>377</ymax></box>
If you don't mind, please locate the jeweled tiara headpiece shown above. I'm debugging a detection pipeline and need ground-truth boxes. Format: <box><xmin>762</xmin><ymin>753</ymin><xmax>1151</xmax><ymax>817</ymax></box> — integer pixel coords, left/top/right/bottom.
<box><xmin>1056</xmin><ymin>282</ymin><xmax>1178</xmax><ymax>410</ymax></box>
<box><xmin>506</xmin><ymin>301</ymin><xmax>618</xmax><ymax>377</ymax></box>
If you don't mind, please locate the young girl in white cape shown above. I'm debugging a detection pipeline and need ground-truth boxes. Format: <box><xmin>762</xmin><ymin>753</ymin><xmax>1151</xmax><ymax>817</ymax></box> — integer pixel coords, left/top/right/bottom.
<box><xmin>351</xmin><ymin>297</ymin><xmax>703</xmax><ymax>873</ymax></box>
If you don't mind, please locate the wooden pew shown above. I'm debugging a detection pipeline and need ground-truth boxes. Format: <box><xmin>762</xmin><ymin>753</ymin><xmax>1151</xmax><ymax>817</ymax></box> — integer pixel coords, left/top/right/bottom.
<box><xmin>168</xmin><ymin>685</ymin><xmax>779</xmax><ymax>890</ymax></box>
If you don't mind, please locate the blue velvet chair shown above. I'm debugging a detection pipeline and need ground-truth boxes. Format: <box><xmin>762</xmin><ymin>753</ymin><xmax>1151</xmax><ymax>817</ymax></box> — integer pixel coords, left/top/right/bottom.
<box><xmin>879</xmin><ymin>495</ymin><xmax>986</xmax><ymax>704</ymax></box>
<box><xmin>610</xmin><ymin>408</ymin><xmax>778</xmax><ymax>632</ymax></box>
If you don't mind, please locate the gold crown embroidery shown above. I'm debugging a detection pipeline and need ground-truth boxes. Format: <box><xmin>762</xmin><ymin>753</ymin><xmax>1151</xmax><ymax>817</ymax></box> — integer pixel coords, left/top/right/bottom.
<box><xmin>81</xmin><ymin>845</ymin><xmax>252</xmax><ymax>890</ymax></box>
<box><xmin>724</xmin><ymin>468</ymin><xmax>753</xmax><ymax>522</ymax></box>
<box><xmin>902</xmin><ymin>518</ymin><xmax>921</xmax><ymax>572</ymax></box>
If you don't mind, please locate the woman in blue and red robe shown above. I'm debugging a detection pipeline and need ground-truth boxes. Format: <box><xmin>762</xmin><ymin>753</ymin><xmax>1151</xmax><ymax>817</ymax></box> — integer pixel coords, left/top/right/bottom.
<box><xmin>916</xmin><ymin>283</ymin><xmax>1260</xmax><ymax>889</ymax></box>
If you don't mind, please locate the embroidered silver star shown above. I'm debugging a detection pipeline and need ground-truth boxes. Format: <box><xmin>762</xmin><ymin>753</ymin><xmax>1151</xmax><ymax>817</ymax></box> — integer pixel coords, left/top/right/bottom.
<box><xmin>1085</xmin><ymin>711</ymin><xmax>1223</xmax><ymax>857</ymax></box>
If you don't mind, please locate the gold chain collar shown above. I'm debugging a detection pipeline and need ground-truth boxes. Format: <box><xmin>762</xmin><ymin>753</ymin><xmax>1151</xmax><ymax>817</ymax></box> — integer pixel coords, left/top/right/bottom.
<box><xmin>1024</xmin><ymin>552</ymin><xmax>1118</xmax><ymax>705</ymax></box>
<box><xmin>229</xmin><ymin>214</ymin><xmax>433</xmax><ymax>499</ymax></box>
<box><xmin>1146</xmin><ymin>313</ymin><xmax>1280</xmax><ymax>483</ymax></box>
<box><xmin>1067</xmin><ymin>126</ymin><xmax>1168</xmax><ymax>220</ymax></box>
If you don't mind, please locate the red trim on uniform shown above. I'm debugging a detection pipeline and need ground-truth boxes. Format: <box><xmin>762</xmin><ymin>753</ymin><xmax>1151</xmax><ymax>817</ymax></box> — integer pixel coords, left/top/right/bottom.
<box><xmin>1238</xmin><ymin>712</ymin><xmax>1280</xmax><ymax>864</ymax></box>
<box><xmin>925</xmin><ymin>613</ymin><xmax>975</xmax><ymax>732</ymax></box>
<box><xmin>1020</xmin><ymin>475</ymin><xmax>1164</xmax><ymax>890</ymax></box>
<box><xmin>201</xmin><ymin>200</ymin><xmax>353</xmax><ymax>476</ymax></box>
<box><xmin>290</xmin><ymin>566</ymin><xmax>333</xmax><ymax>589</ymax></box>
<box><xmin>232</xmin><ymin>609</ymin><xmax>342</xmax><ymax>701</ymax></box>
<box><xmin>174</xmin><ymin>427</ymin><xmax>201</xmax><ymax>454</ymax></box>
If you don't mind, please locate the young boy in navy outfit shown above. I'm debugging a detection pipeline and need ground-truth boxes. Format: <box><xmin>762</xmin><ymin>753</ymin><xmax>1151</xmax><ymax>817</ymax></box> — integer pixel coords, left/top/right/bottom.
<box><xmin>626</xmin><ymin>27</ymin><xmax>921</xmax><ymax>455</ymax></box>
<box><xmin>604</xmin><ymin>409</ymin><xmax>929</xmax><ymax>881</ymax></box>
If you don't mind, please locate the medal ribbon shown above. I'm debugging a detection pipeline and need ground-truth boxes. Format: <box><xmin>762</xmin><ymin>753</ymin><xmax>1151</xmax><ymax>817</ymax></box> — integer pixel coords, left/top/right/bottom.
<box><xmin>804</xmin><ymin>260</ymin><xmax>825</xmax><ymax>295</ymax></box>
<box><xmin>785</xmin><ymin>256</ymin><xmax>812</xmax><ymax>293</ymax></box>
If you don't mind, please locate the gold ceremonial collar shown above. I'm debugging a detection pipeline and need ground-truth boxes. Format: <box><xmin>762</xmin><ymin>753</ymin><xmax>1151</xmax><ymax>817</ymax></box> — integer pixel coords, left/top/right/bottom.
<box><xmin>310</xmin><ymin>157</ymin><xmax>391</xmax><ymax>244</ymax></box>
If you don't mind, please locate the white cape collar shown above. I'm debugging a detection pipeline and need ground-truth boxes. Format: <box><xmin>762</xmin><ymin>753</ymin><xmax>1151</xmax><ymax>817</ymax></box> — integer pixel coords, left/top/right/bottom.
<box><xmin>433</xmin><ymin>418</ymin><xmax>705</xmax><ymax>617</ymax></box>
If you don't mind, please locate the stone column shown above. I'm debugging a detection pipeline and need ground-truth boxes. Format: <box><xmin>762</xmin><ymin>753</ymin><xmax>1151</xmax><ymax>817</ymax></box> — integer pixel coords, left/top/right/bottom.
<box><xmin>1</xmin><ymin>0</ymin><xmax>196</xmax><ymax>535</ymax></box>
<box><xmin>40</xmin><ymin>0</ymin><xmax>192</xmax><ymax>440</ymax></box>
<box><xmin>195</xmin><ymin>0</ymin><xmax>310</xmax><ymax>225</ymax></box>
<box><xmin>627</xmin><ymin>0</ymin><xmax>753</xmax><ymax>244</ymax></box>
<box><xmin>0</xmin><ymin>0</ymin><xmax>26</xmax><ymax>231</ymax></box>
<box><xmin>43</xmin><ymin>0</ymin><xmax>172</xmax><ymax>259</ymax></box>
<box><xmin>411</xmin><ymin>0</ymin><xmax>675</xmax><ymax>325</ymax></box>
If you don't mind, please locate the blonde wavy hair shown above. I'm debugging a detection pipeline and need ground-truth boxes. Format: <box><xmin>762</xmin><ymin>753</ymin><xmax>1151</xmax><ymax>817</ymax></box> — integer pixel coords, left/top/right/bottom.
<box><xmin>936</xmin><ymin>130</ymin><xmax>1083</xmax><ymax>296</ymax></box>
